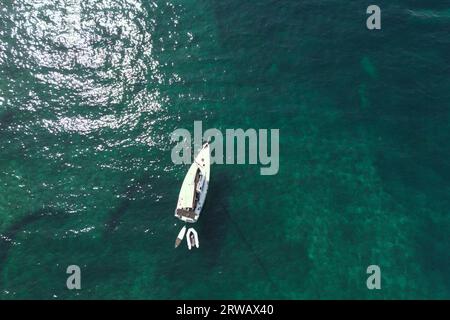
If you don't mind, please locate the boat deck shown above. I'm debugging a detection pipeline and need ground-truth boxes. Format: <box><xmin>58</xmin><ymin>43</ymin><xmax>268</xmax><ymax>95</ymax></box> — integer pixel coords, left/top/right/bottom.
<box><xmin>176</xmin><ymin>209</ymin><xmax>197</xmax><ymax>220</ymax></box>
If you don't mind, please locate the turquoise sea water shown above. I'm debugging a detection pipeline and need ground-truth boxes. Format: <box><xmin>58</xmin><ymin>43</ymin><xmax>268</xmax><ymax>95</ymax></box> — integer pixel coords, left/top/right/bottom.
<box><xmin>0</xmin><ymin>0</ymin><xmax>449</xmax><ymax>299</ymax></box>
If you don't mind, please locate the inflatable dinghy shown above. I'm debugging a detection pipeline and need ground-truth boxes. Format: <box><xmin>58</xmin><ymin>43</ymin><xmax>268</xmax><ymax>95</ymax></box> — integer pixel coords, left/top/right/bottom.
<box><xmin>186</xmin><ymin>228</ymin><xmax>199</xmax><ymax>250</ymax></box>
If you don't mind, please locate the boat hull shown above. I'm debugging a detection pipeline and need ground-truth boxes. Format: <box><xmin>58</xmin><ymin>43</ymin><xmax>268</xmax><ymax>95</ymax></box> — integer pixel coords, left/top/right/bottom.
<box><xmin>174</xmin><ymin>143</ymin><xmax>210</xmax><ymax>223</ymax></box>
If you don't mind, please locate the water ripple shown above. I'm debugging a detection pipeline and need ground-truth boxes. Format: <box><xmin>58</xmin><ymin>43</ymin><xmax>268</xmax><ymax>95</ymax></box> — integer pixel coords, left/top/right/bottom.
<box><xmin>1</xmin><ymin>0</ymin><xmax>184</xmax><ymax>137</ymax></box>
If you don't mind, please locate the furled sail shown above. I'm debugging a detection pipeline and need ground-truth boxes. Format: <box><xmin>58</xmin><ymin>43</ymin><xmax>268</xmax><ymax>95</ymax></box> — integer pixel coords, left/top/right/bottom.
<box><xmin>178</xmin><ymin>163</ymin><xmax>198</xmax><ymax>209</ymax></box>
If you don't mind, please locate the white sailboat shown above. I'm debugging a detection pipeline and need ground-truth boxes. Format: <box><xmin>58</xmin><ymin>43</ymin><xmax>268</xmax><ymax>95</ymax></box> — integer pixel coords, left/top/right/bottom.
<box><xmin>174</xmin><ymin>142</ymin><xmax>210</xmax><ymax>223</ymax></box>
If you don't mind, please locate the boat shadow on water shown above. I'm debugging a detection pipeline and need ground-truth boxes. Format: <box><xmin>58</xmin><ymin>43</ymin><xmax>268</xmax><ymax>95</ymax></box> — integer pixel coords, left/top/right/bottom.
<box><xmin>196</xmin><ymin>170</ymin><xmax>231</xmax><ymax>262</ymax></box>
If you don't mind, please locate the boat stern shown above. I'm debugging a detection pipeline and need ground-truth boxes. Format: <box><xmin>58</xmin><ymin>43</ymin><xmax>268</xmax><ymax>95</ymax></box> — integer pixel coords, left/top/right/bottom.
<box><xmin>175</xmin><ymin>208</ymin><xmax>199</xmax><ymax>223</ymax></box>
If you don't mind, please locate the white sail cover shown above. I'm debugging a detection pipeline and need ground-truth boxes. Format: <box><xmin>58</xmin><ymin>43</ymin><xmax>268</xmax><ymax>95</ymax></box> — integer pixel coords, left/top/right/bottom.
<box><xmin>178</xmin><ymin>162</ymin><xmax>198</xmax><ymax>209</ymax></box>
